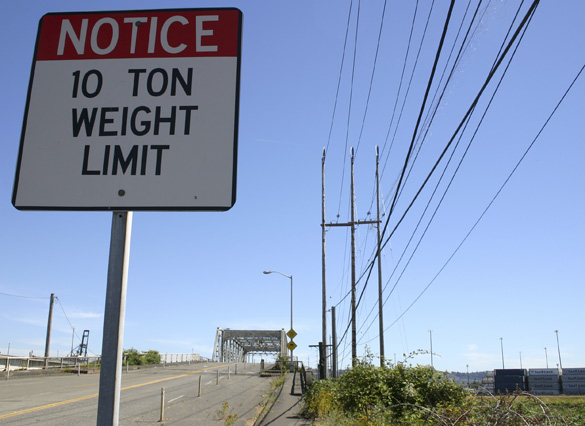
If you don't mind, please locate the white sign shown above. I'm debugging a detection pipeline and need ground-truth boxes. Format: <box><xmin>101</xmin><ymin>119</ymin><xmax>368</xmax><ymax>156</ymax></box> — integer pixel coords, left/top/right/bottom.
<box><xmin>13</xmin><ymin>8</ymin><xmax>242</xmax><ymax>211</ymax></box>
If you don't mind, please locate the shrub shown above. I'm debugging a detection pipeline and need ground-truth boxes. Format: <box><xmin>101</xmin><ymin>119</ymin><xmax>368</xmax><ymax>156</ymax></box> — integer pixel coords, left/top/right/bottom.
<box><xmin>302</xmin><ymin>352</ymin><xmax>467</xmax><ymax>424</ymax></box>
<box><xmin>143</xmin><ymin>350</ymin><xmax>161</xmax><ymax>365</ymax></box>
<box><xmin>302</xmin><ymin>355</ymin><xmax>576</xmax><ymax>425</ymax></box>
<box><xmin>124</xmin><ymin>348</ymin><xmax>161</xmax><ymax>366</ymax></box>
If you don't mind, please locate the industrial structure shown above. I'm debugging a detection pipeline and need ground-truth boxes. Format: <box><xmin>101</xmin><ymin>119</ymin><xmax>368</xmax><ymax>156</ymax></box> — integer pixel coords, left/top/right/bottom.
<box><xmin>212</xmin><ymin>328</ymin><xmax>288</xmax><ymax>363</ymax></box>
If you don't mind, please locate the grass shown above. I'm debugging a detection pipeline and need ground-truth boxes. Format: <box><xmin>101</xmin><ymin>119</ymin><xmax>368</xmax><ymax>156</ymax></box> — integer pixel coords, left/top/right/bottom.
<box><xmin>305</xmin><ymin>391</ymin><xmax>585</xmax><ymax>425</ymax></box>
<box><xmin>521</xmin><ymin>395</ymin><xmax>585</xmax><ymax>424</ymax></box>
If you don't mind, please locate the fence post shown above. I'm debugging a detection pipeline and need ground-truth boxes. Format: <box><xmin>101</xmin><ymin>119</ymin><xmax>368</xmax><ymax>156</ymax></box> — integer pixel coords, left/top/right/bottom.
<box><xmin>235</xmin><ymin>364</ymin><xmax>238</xmax><ymax>375</ymax></box>
<box><xmin>216</xmin><ymin>369</ymin><xmax>219</xmax><ymax>385</ymax></box>
<box><xmin>228</xmin><ymin>366</ymin><xmax>230</xmax><ymax>380</ymax></box>
<box><xmin>159</xmin><ymin>387</ymin><xmax>165</xmax><ymax>422</ymax></box>
<box><xmin>198</xmin><ymin>375</ymin><xmax>202</xmax><ymax>397</ymax></box>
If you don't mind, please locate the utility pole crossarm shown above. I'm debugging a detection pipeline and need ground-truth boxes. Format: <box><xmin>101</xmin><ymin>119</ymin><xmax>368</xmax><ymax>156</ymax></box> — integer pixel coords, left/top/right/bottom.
<box><xmin>324</xmin><ymin>220</ymin><xmax>380</xmax><ymax>227</ymax></box>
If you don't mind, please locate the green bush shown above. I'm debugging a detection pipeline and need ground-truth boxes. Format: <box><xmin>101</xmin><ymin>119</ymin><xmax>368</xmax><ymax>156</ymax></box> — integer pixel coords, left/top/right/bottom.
<box><xmin>144</xmin><ymin>350</ymin><xmax>161</xmax><ymax>365</ymax></box>
<box><xmin>302</xmin><ymin>352</ymin><xmax>467</xmax><ymax>423</ymax></box>
<box><xmin>124</xmin><ymin>348</ymin><xmax>161</xmax><ymax>366</ymax></box>
<box><xmin>302</xmin><ymin>353</ymin><xmax>576</xmax><ymax>425</ymax></box>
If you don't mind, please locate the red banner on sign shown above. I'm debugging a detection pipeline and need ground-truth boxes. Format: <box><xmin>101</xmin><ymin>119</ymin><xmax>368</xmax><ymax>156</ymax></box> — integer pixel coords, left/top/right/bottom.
<box><xmin>36</xmin><ymin>9</ymin><xmax>240</xmax><ymax>60</ymax></box>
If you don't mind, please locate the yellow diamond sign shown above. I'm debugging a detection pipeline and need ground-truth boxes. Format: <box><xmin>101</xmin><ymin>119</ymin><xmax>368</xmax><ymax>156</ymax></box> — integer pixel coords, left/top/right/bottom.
<box><xmin>287</xmin><ymin>329</ymin><xmax>297</xmax><ymax>340</ymax></box>
<box><xmin>287</xmin><ymin>341</ymin><xmax>297</xmax><ymax>351</ymax></box>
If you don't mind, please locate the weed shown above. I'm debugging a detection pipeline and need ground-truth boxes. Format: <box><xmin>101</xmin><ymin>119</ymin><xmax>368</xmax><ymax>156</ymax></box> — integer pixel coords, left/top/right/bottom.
<box><xmin>215</xmin><ymin>401</ymin><xmax>239</xmax><ymax>425</ymax></box>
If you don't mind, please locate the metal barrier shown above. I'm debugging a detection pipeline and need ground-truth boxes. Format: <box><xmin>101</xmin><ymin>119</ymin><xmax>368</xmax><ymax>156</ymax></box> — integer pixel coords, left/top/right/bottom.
<box><xmin>1</xmin><ymin>353</ymin><xmax>213</xmax><ymax>375</ymax></box>
<box><xmin>160</xmin><ymin>353</ymin><xmax>211</xmax><ymax>364</ymax></box>
<box><xmin>1</xmin><ymin>355</ymin><xmax>101</xmax><ymax>373</ymax></box>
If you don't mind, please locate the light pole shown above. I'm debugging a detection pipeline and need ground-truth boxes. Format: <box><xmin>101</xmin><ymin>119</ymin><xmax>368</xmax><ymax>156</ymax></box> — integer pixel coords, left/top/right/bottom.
<box><xmin>263</xmin><ymin>271</ymin><xmax>293</xmax><ymax>370</ymax></box>
<box><xmin>519</xmin><ymin>351</ymin><xmax>523</xmax><ymax>369</ymax></box>
<box><xmin>429</xmin><ymin>330</ymin><xmax>434</xmax><ymax>369</ymax></box>
<box><xmin>544</xmin><ymin>347</ymin><xmax>549</xmax><ymax>368</ymax></box>
<box><xmin>71</xmin><ymin>326</ymin><xmax>76</xmax><ymax>356</ymax></box>
<box><xmin>555</xmin><ymin>330</ymin><xmax>563</xmax><ymax>370</ymax></box>
<box><xmin>500</xmin><ymin>338</ymin><xmax>505</xmax><ymax>369</ymax></box>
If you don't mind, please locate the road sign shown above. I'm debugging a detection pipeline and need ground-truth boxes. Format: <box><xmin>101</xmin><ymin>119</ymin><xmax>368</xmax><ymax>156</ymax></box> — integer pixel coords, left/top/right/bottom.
<box><xmin>13</xmin><ymin>8</ymin><xmax>242</xmax><ymax>211</ymax></box>
<box><xmin>287</xmin><ymin>341</ymin><xmax>297</xmax><ymax>351</ymax></box>
<box><xmin>287</xmin><ymin>329</ymin><xmax>297</xmax><ymax>340</ymax></box>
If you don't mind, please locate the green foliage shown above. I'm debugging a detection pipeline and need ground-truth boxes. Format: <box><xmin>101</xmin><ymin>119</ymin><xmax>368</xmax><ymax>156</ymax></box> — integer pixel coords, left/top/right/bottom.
<box><xmin>214</xmin><ymin>401</ymin><xmax>238</xmax><ymax>425</ymax></box>
<box><xmin>302</xmin><ymin>353</ymin><xmax>578</xmax><ymax>425</ymax></box>
<box><xmin>302</xmin><ymin>351</ymin><xmax>468</xmax><ymax>424</ymax></box>
<box><xmin>124</xmin><ymin>348</ymin><xmax>161</xmax><ymax>366</ymax></box>
<box><xmin>143</xmin><ymin>350</ymin><xmax>161</xmax><ymax>365</ymax></box>
<box><xmin>301</xmin><ymin>378</ymin><xmax>339</xmax><ymax>419</ymax></box>
<box><xmin>274</xmin><ymin>355</ymin><xmax>290</xmax><ymax>372</ymax></box>
<box><xmin>125</xmin><ymin>348</ymin><xmax>144</xmax><ymax>366</ymax></box>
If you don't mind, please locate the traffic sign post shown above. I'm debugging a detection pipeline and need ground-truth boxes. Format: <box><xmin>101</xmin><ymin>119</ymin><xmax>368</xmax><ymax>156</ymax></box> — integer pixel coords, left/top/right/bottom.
<box><xmin>12</xmin><ymin>9</ymin><xmax>242</xmax><ymax>426</ymax></box>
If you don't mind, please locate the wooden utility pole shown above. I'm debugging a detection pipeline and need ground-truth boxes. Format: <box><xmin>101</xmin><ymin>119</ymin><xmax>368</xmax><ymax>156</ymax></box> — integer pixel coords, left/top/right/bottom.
<box><xmin>331</xmin><ymin>306</ymin><xmax>338</xmax><ymax>378</ymax></box>
<box><xmin>350</xmin><ymin>148</ymin><xmax>357</xmax><ymax>364</ymax></box>
<box><xmin>375</xmin><ymin>146</ymin><xmax>385</xmax><ymax>366</ymax></box>
<box><xmin>323</xmin><ymin>148</ymin><xmax>379</xmax><ymax>367</ymax></box>
<box><xmin>44</xmin><ymin>293</ymin><xmax>55</xmax><ymax>358</ymax></box>
<box><xmin>321</xmin><ymin>148</ymin><xmax>327</xmax><ymax>378</ymax></box>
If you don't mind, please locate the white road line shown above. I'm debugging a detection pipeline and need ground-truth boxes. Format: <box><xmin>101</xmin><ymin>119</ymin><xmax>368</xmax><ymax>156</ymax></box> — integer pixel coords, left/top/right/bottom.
<box><xmin>168</xmin><ymin>395</ymin><xmax>184</xmax><ymax>403</ymax></box>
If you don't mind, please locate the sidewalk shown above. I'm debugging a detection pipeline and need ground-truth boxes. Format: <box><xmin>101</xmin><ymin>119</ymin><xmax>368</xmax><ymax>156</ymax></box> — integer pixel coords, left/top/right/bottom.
<box><xmin>259</xmin><ymin>371</ymin><xmax>312</xmax><ymax>425</ymax></box>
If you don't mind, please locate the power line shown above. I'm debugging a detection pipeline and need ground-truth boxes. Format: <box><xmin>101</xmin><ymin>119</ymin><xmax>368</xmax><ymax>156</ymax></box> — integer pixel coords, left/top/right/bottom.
<box><xmin>0</xmin><ymin>291</ymin><xmax>46</xmax><ymax>300</ymax></box>
<box><xmin>366</xmin><ymin>60</ymin><xmax>585</xmax><ymax>343</ymax></box>
<box><xmin>337</xmin><ymin>0</ymin><xmax>363</xmax><ymax>218</ymax></box>
<box><xmin>324</xmin><ymin>0</ymin><xmax>355</xmax><ymax>158</ymax></box>
<box><xmin>334</xmin><ymin>0</ymin><xmax>542</xmax><ymax>350</ymax></box>
<box><xmin>354</xmin><ymin>0</ymin><xmax>389</xmax><ymax>157</ymax></box>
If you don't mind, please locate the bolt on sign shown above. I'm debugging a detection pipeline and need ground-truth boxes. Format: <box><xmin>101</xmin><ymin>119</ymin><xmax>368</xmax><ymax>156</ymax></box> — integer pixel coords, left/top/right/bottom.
<box><xmin>12</xmin><ymin>8</ymin><xmax>242</xmax><ymax>211</ymax></box>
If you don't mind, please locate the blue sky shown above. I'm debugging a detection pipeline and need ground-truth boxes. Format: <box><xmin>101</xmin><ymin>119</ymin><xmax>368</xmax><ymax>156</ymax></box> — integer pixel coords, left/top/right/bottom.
<box><xmin>1</xmin><ymin>0</ymin><xmax>584</xmax><ymax>373</ymax></box>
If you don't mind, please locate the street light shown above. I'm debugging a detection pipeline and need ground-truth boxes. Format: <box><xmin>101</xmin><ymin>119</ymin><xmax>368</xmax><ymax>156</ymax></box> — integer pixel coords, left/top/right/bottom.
<box><xmin>519</xmin><ymin>351</ymin><xmax>523</xmax><ymax>369</ymax></box>
<box><xmin>263</xmin><ymin>271</ymin><xmax>293</xmax><ymax>370</ymax></box>
<box><xmin>428</xmin><ymin>330</ymin><xmax>434</xmax><ymax>369</ymax></box>
<box><xmin>500</xmin><ymin>338</ymin><xmax>505</xmax><ymax>369</ymax></box>
<box><xmin>71</xmin><ymin>326</ymin><xmax>76</xmax><ymax>356</ymax></box>
<box><xmin>555</xmin><ymin>330</ymin><xmax>563</xmax><ymax>371</ymax></box>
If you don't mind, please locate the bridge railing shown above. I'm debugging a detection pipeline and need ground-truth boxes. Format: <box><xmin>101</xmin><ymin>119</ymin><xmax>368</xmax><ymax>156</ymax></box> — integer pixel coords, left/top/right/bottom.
<box><xmin>159</xmin><ymin>353</ymin><xmax>211</xmax><ymax>364</ymax></box>
<box><xmin>1</xmin><ymin>355</ymin><xmax>101</xmax><ymax>372</ymax></box>
<box><xmin>1</xmin><ymin>353</ymin><xmax>214</xmax><ymax>375</ymax></box>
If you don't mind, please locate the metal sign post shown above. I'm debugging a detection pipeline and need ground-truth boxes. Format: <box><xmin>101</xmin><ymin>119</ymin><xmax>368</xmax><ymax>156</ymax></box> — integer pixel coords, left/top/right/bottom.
<box><xmin>97</xmin><ymin>211</ymin><xmax>132</xmax><ymax>426</ymax></box>
<box><xmin>12</xmin><ymin>9</ymin><xmax>242</xmax><ymax>425</ymax></box>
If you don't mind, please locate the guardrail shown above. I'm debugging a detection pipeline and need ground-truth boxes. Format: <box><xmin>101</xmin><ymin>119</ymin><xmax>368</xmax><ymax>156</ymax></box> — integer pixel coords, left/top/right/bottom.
<box><xmin>160</xmin><ymin>353</ymin><xmax>211</xmax><ymax>364</ymax></box>
<box><xmin>1</xmin><ymin>353</ymin><xmax>213</xmax><ymax>374</ymax></box>
<box><xmin>1</xmin><ymin>355</ymin><xmax>101</xmax><ymax>374</ymax></box>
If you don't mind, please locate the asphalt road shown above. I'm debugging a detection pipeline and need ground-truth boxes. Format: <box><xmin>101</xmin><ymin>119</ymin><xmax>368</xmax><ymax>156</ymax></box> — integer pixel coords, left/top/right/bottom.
<box><xmin>0</xmin><ymin>362</ymin><xmax>275</xmax><ymax>425</ymax></box>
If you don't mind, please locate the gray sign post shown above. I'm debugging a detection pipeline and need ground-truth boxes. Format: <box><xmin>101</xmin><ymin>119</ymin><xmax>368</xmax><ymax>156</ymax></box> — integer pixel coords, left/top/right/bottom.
<box><xmin>13</xmin><ymin>9</ymin><xmax>242</xmax><ymax>425</ymax></box>
<box><xmin>97</xmin><ymin>212</ymin><xmax>132</xmax><ymax>426</ymax></box>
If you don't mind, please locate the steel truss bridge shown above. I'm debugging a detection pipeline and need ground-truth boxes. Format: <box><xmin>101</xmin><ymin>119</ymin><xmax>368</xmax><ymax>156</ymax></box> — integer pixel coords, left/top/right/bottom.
<box><xmin>212</xmin><ymin>328</ymin><xmax>288</xmax><ymax>362</ymax></box>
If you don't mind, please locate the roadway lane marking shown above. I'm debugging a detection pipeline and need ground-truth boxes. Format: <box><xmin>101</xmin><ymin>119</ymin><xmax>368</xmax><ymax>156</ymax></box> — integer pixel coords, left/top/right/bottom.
<box><xmin>0</xmin><ymin>363</ymin><xmax>238</xmax><ymax>420</ymax></box>
<box><xmin>0</xmin><ymin>394</ymin><xmax>98</xmax><ymax>420</ymax></box>
<box><xmin>168</xmin><ymin>395</ymin><xmax>184</xmax><ymax>403</ymax></box>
